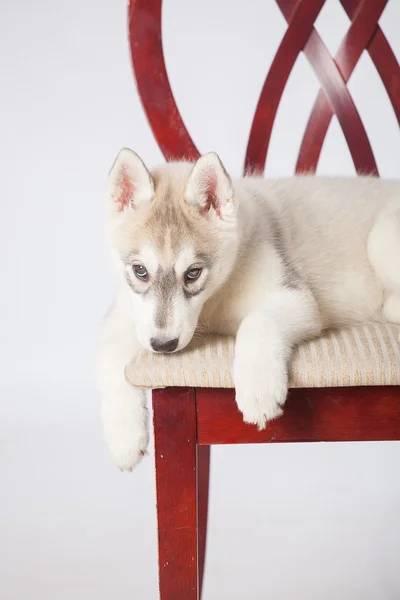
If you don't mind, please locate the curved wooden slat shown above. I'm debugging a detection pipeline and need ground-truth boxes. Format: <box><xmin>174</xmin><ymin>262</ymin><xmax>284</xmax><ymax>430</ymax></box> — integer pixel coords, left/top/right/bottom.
<box><xmin>297</xmin><ymin>0</ymin><xmax>388</xmax><ymax>174</ymax></box>
<box><xmin>369</xmin><ymin>30</ymin><xmax>400</xmax><ymax>126</ymax></box>
<box><xmin>246</xmin><ymin>0</ymin><xmax>378</xmax><ymax>175</ymax></box>
<box><xmin>300</xmin><ymin>26</ymin><xmax>378</xmax><ymax>174</ymax></box>
<box><xmin>128</xmin><ymin>0</ymin><xmax>200</xmax><ymax>161</ymax></box>
<box><xmin>343</xmin><ymin>0</ymin><xmax>400</xmax><ymax>126</ymax></box>
<box><xmin>244</xmin><ymin>0</ymin><xmax>325</xmax><ymax>173</ymax></box>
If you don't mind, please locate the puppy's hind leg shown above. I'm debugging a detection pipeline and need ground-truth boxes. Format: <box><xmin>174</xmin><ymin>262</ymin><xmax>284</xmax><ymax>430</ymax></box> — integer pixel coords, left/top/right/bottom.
<box><xmin>368</xmin><ymin>205</ymin><xmax>400</xmax><ymax>324</ymax></box>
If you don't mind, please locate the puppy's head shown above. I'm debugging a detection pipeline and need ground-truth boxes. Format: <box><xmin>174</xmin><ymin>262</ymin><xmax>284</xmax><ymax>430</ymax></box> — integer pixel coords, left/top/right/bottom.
<box><xmin>106</xmin><ymin>149</ymin><xmax>239</xmax><ymax>352</ymax></box>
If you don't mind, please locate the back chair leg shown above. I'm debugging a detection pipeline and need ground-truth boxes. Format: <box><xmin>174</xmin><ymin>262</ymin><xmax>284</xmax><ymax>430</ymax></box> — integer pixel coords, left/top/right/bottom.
<box><xmin>198</xmin><ymin>445</ymin><xmax>210</xmax><ymax>598</ymax></box>
<box><xmin>153</xmin><ymin>387</ymin><xmax>199</xmax><ymax>600</ymax></box>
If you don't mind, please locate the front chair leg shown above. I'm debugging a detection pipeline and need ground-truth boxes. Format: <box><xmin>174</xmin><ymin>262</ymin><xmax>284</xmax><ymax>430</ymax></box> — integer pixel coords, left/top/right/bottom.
<box><xmin>153</xmin><ymin>387</ymin><xmax>199</xmax><ymax>600</ymax></box>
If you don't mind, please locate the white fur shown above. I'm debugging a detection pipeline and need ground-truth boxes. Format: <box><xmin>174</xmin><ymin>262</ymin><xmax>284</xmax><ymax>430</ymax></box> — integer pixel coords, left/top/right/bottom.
<box><xmin>98</xmin><ymin>150</ymin><xmax>400</xmax><ymax>471</ymax></box>
<box><xmin>234</xmin><ymin>289</ymin><xmax>321</xmax><ymax>428</ymax></box>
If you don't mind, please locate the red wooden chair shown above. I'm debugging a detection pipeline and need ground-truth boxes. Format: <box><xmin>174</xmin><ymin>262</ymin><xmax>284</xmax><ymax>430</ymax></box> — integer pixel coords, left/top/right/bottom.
<box><xmin>127</xmin><ymin>1</ymin><xmax>400</xmax><ymax>598</ymax></box>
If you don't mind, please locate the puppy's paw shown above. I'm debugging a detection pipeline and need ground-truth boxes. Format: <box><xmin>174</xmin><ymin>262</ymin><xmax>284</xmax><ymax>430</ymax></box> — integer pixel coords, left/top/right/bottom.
<box><xmin>106</xmin><ymin>424</ymin><xmax>149</xmax><ymax>472</ymax></box>
<box><xmin>233</xmin><ymin>358</ymin><xmax>288</xmax><ymax>430</ymax></box>
<box><xmin>101</xmin><ymin>388</ymin><xmax>149</xmax><ymax>472</ymax></box>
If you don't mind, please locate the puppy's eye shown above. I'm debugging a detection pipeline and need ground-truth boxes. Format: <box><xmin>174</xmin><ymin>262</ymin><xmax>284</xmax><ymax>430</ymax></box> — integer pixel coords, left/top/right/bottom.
<box><xmin>185</xmin><ymin>267</ymin><xmax>202</xmax><ymax>284</ymax></box>
<box><xmin>133</xmin><ymin>264</ymin><xmax>148</xmax><ymax>280</ymax></box>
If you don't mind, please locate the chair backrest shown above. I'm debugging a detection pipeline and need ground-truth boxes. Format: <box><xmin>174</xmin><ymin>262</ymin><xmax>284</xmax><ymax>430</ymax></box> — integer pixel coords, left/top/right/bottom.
<box><xmin>128</xmin><ymin>0</ymin><xmax>400</xmax><ymax>177</ymax></box>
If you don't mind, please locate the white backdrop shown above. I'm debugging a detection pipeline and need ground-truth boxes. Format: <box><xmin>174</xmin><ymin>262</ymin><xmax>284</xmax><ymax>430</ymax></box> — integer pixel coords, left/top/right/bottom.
<box><xmin>1</xmin><ymin>1</ymin><xmax>399</xmax><ymax>599</ymax></box>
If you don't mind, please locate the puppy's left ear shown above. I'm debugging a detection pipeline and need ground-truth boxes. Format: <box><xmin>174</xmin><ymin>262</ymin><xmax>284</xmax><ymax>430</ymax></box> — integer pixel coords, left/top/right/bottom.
<box><xmin>185</xmin><ymin>153</ymin><xmax>236</xmax><ymax>227</ymax></box>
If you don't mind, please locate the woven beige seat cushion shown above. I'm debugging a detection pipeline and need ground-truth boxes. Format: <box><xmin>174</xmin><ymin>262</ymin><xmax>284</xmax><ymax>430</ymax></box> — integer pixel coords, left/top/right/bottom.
<box><xmin>125</xmin><ymin>323</ymin><xmax>400</xmax><ymax>390</ymax></box>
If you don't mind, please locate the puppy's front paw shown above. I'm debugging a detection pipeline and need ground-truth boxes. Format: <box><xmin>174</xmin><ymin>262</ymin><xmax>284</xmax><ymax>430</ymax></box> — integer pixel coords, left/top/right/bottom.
<box><xmin>106</xmin><ymin>423</ymin><xmax>149</xmax><ymax>472</ymax></box>
<box><xmin>233</xmin><ymin>358</ymin><xmax>288</xmax><ymax>430</ymax></box>
<box><xmin>101</xmin><ymin>389</ymin><xmax>149</xmax><ymax>472</ymax></box>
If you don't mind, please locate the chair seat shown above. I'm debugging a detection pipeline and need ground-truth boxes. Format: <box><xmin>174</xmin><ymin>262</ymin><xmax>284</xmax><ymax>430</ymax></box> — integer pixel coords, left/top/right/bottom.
<box><xmin>125</xmin><ymin>323</ymin><xmax>400</xmax><ymax>390</ymax></box>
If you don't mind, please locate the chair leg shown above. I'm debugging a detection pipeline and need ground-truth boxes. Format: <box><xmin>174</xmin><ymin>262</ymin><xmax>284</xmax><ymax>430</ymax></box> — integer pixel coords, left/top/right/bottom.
<box><xmin>153</xmin><ymin>387</ymin><xmax>199</xmax><ymax>600</ymax></box>
<box><xmin>198</xmin><ymin>445</ymin><xmax>210</xmax><ymax>599</ymax></box>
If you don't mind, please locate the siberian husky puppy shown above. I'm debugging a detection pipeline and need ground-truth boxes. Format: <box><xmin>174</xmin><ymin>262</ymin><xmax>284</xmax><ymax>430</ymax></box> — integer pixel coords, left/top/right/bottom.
<box><xmin>97</xmin><ymin>148</ymin><xmax>400</xmax><ymax>471</ymax></box>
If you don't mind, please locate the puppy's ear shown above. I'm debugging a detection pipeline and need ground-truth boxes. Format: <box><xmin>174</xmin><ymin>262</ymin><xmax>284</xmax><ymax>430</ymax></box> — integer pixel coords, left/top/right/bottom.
<box><xmin>107</xmin><ymin>148</ymin><xmax>154</xmax><ymax>217</ymax></box>
<box><xmin>185</xmin><ymin>153</ymin><xmax>236</xmax><ymax>227</ymax></box>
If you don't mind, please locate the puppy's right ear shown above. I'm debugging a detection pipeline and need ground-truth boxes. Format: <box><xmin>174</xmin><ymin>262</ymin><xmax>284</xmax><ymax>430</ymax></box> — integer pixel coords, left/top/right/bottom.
<box><xmin>106</xmin><ymin>148</ymin><xmax>154</xmax><ymax>219</ymax></box>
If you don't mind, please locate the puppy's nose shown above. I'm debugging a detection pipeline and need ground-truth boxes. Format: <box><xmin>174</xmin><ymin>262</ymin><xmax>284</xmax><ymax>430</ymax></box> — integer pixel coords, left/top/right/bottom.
<box><xmin>150</xmin><ymin>337</ymin><xmax>179</xmax><ymax>353</ymax></box>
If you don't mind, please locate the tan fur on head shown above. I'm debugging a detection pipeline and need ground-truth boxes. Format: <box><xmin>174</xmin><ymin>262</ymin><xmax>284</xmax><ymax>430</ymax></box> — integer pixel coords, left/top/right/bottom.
<box><xmin>115</xmin><ymin>161</ymin><xmax>220</xmax><ymax>261</ymax></box>
<box><xmin>105</xmin><ymin>149</ymin><xmax>239</xmax><ymax>353</ymax></box>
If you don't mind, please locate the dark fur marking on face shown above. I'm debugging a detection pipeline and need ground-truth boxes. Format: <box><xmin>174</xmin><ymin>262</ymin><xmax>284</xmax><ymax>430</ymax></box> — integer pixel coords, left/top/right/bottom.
<box><xmin>125</xmin><ymin>273</ymin><xmax>149</xmax><ymax>295</ymax></box>
<box><xmin>194</xmin><ymin>253</ymin><xmax>213</xmax><ymax>271</ymax></box>
<box><xmin>183</xmin><ymin>269</ymin><xmax>210</xmax><ymax>299</ymax></box>
<box><xmin>154</xmin><ymin>268</ymin><xmax>177</xmax><ymax>328</ymax></box>
<box><xmin>183</xmin><ymin>284</ymin><xmax>207</xmax><ymax>299</ymax></box>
